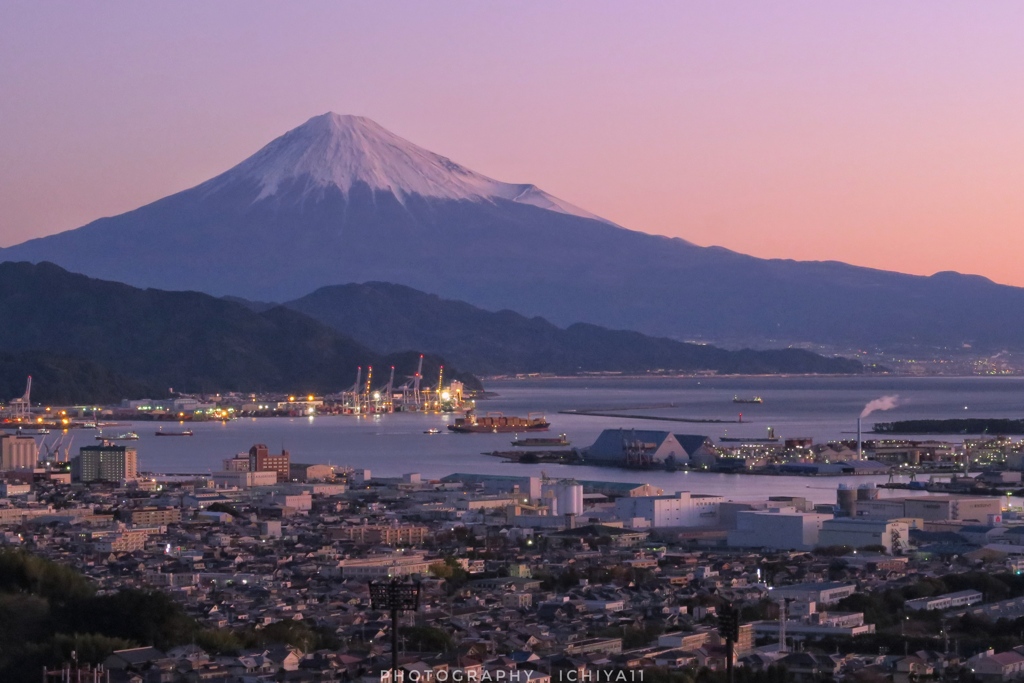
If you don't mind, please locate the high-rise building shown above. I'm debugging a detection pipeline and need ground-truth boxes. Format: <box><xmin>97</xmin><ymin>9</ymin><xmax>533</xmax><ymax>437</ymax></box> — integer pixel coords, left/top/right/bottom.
<box><xmin>72</xmin><ymin>444</ymin><xmax>138</xmax><ymax>482</ymax></box>
<box><xmin>0</xmin><ymin>435</ymin><xmax>37</xmax><ymax>471</ymax></box>
<box><xmin>248</xmin><ymin>444</ymin><xmax>290</xmax><ymax>482</ymax></box>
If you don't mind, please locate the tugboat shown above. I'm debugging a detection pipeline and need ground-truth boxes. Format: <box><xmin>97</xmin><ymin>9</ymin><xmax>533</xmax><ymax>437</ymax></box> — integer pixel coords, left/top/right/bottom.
<box><xmin>448</xmin><ymin>412</ymin><xmax>550</xmax><ymax>433</ymax></box>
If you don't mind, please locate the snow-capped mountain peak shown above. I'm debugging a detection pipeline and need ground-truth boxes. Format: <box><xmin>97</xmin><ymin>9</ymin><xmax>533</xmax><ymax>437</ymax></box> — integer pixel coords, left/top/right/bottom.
<box><xmin>204</xmin><ymin>112</ymin><xmax>609</xmax><ymax>222</ymax></box>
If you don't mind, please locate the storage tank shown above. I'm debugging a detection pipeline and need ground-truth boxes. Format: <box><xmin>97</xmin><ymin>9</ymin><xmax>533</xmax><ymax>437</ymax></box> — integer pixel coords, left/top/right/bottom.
<box><xmin>555</xmin><ymin>480</ymin><xmax>584</xmax><ymax>517</ymax></box>
<box><xmin>857</xmin><ymin>483</ymin><xmax>879</xmax><ymax>501</ymax></box>
<box><xmin>837</xmin><ymin>484</ymin><xmax>857</xmax><ymax>517</ymax></box>
<box><xmin>542</xmin><ymin>489</ymin><xmax>558</xmax><ymax>515</ymax></box>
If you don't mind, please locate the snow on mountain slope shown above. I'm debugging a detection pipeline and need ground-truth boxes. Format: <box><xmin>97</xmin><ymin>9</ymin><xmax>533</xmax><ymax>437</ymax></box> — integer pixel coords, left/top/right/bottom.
<box><xmin>200</xmin><ymin>112</ymin><xmax>611</xmax><ymax>223</ymax></box>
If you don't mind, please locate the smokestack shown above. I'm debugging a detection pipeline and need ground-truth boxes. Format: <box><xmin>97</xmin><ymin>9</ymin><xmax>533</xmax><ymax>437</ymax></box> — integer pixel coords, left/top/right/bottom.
<box><xmin>857</xmin><ymin>417</ymin><xmax>862</xmax><ymax>459</ymax></box>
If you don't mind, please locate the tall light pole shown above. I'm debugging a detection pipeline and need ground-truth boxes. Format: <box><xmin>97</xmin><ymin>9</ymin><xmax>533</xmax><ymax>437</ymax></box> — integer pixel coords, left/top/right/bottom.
<box><xmin>370</xmin><ymin>578</ymin><xmax>421</xmax><ymax>683</ymax></box>
<box><xmin>718</xmin><ymin>602</ymin><xmax>739</xmax><ymax>683</ymax></box>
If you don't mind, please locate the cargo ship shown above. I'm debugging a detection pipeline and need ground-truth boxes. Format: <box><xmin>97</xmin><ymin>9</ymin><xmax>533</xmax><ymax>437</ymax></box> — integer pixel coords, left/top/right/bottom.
<box><xmin>448</xmin><ymin>412</ymin><xmax>550</xmax><ymax>434</ymax></box>
<box><xmin>733</xmin><ymin>396</ymin><xmax>763</xmax><ymax>404</ymax></box>
<box><xmin>512</xmin><ymin>433</ymin><xmax>569</xmax><ymax>447</ymax></box>
<box><xmin>96</xmin><ymin>432</ymin><xmax>139</xmax><ymax>441</ymax></box>
<box><xmin>155</xmin><ymin>428</ymin><xmax>194</xmax><ymax>436</ymax></box>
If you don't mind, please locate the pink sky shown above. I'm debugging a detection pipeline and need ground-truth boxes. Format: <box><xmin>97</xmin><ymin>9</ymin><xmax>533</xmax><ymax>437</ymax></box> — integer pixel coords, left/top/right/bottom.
<box><xmin>3</xmin><ymin>2</ymin><xmax>1024</xmax><ymax>284</ymax></box>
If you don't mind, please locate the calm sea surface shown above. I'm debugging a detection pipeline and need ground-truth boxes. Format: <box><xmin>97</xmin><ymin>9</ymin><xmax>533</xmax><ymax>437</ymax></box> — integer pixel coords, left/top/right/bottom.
<box><xmin>74</xmin><ymin>376</ymin><xmax>1024</xmax><ymax>505</ymax></box>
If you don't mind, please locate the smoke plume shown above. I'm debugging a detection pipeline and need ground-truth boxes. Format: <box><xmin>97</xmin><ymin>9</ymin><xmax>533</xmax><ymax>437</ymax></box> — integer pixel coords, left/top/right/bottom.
<box><xmin>861</xmin><ymin>395</ymin><xmax>900</xmax><ymax>419</ymax></box>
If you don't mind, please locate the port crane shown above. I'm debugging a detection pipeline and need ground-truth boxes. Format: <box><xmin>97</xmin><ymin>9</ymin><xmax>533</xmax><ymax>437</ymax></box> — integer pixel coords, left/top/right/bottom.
<box><xmin>337</xmin><ymin>356</ymin><xmax>461</xmax><ymax>414</ymax></box>
<box><xmin>7</xmin><ymin>375</ymin><xmax>31</xmax><ymax>420</ymax></box>
<box><xmin>375</xmin><ymin>366</ymin><xmax>396</xmax><ymax>413</ymax></box>
<box><xmin>362</xmin><ymin>365</ymin><xmax>374</xmax><ymax>413</ymax></box>
<box><xmin>340</xmin><ymin>366</ymin><xmax>364</xmax><ymax>413</ymax></box>
<box><xmin>38</xmin><ymin>433</ymin><xmax>73</xmax><ymax>463</ymax></box>
<box><xmin>396</xmin><ymin>355</ymin><xmax>425</xmax><ymax>411</ymax></box>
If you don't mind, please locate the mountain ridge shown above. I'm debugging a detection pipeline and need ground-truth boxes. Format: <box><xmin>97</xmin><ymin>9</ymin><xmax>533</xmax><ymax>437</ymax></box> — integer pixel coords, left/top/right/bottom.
<box><xmin>3</xmin><ymin>113</ymin><xmax>1024</xmax><ymax>352</ymax></box>
<box><xmin>280</xmin><ymin>281</ymin><xmax>864</xmax><ymax>376</ymax></box>
<box><xmin>0</xmin><ymin>262</ymin><xmax>478</xmax><ymax>403</ymax></box>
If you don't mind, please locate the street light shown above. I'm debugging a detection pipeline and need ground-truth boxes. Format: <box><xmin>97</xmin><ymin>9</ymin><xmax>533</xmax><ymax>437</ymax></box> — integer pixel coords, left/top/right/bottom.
<box><xmin>370</xmin><ymin>578</ymin><xmax>421</xmax><ymax>683</ymax></box>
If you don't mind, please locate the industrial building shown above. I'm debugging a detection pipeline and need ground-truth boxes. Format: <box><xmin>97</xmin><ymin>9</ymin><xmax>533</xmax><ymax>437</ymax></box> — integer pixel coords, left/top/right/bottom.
<box><xmin>72</xmin><ymin>444</ymin><xmax>138</xmax><ymax>483</ymax></box>
<box><xmin>541</xmin><ymin>480</ymin><xmax>584</xmax><ymax>516</ymax></box>
<box><xmin>0</xmin><ymin>434</ymin><xmax>37</xmax><ymax>471</ymax></box>
<box><xmin>441</xmin><ymin>473</ymin><xmax>542</xmax><ymax>500</ymax></box>
<box><xmin>727</xmin><ymin>507</ymin><xmax>833</xmax><ymax>550</ymax></box>
<box><xmin>615</xmin><ymin>491</ymin><xmax>723</xmax><ymax>528</ymax></box>
<box><xmin>289</xmin><ymin>463</ymin><xmax>334</xmax><ymax>482</ymax></box>
<box><xmin>856</xmin><ymin>495</ymin><xmax>1002</xmax><ymax>523</ymax></box>
<box><xmin>818</xmin><ymin>518</ymin><xmax>910</xmax><ymax>554</ymax></box>
<box><xmin>584</xmin><ymin>429</ymin><xmax>713</xmax><ymax>467</ymax></box>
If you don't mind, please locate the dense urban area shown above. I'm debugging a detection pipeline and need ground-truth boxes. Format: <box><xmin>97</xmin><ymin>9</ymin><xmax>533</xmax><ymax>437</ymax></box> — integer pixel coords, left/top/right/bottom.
<box><xmin>7</xmin><ymin>388</ymin><xmax>1024</xmax><ymax>683</ymax></box>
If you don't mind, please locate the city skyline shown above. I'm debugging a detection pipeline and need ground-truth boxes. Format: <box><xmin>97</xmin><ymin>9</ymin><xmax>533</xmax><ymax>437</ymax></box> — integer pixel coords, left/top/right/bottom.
<box><xmin>4</xmin><ymin>3</ymin><xmax>1024</xmax><ymax>284</ymax></box>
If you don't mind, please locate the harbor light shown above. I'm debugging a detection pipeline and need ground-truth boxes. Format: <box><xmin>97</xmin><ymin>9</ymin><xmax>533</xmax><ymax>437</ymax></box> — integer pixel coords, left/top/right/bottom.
<box><xmin>441</xmin><ymin>391</ymin><xmax>451</xmax><ymax>401</ymax></box>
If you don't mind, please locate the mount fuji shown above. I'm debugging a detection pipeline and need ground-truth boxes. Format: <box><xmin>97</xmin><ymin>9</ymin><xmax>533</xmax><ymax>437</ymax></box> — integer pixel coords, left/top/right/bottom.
<box><xmin>6</xmin><ymin>112</ymin><xmax>1024</xmax><ymax>351</ymax></box>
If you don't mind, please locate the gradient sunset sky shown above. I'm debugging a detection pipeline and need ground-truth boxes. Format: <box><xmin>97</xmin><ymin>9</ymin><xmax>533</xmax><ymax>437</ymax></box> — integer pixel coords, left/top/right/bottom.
<box><xmin>3</xmin><ymin>2</ymin><xmax>1024</xmax><ymax>284</ymax></box>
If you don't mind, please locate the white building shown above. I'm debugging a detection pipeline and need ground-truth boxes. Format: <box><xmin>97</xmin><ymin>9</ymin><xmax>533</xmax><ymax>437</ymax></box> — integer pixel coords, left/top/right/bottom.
<box><xmin>614</xmin><ymin>491</ymin><xmax>723</xmax><ymax>528</ymax></box>
<box><xmin>212</xmin><ymin>470</ymin><xmax>278</xmax><ymax>489</ymax></box>
<box><xmin>337</xmin><ymin>552</ymin><xmax>432</xmax><ymax>579</ymax></box>
<box><xmin>270</xmin><ymin>492</ymin><xmax>312</xmax><ymax>512</ymax></box>
<box><xmin>727</xmin><ymin>507</ymin><xmax>832</xmax><ymax>550</ymax></box>
<box><xmin>0</xmin><ymin>482</ymin><xmax>31</xmax><ymax>497</ymax></box>
<box><xmin>769</xmin><ymin>582</ymin><xmax>856</xmax><ymax>605</ymax></box>
<box><xmin>906</xmin><ymin>590</ymin><xmax>983</xmax><ymax>612</ymax></box>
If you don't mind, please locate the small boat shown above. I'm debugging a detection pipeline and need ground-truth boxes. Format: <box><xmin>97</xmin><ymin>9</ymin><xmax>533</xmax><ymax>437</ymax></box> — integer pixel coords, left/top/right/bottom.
<box><xmin>424</xmin><ymin>428</ymin><xmax>441</xmax><ymax>435</ymax></box>
<box><xmin>155</xmin><ymin>428</ymin><xmax>194</xmax><ymax>436</ymax></box>
<box><xmin>733</xmin><ymin>396</ymin><xmax>763</xmax><ymax>404</ymax></box>
<box><xmin>512</xmin><ymin>433</ymin><xmax>569</xmax><ymax>447</ymax></box>
<box><xmin>96</xmin><ymin>432</ymin><xmax>139</xmax><ymax>441</ymax></box>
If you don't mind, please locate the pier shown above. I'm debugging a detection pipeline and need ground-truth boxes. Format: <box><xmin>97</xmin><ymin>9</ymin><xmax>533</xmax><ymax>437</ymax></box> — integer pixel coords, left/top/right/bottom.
<box><xmin>559</xmin><ymin>409</ymin><xmax>738</xmax><ymax>424</ymax></box>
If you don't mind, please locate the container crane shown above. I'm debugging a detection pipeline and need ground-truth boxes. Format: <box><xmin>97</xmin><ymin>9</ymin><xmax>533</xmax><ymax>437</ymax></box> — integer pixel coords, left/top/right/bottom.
<box><xmin>379</xmin><ymin>366</ymin><xmax>395</xmax><ymax>413</ymax></box>
<box><xmin>8</xmin><ymin>375</ymin><xmax>31</xmax><ymax>420</ymax></box>
<box><xmin>343</xmin><ymin>367</ymin><xmax>363</xmax><ymax>413</ymax></box>
<box><xmin>397</xmin><ymin>355</ymin><xmax>424</xmax><ymax>411</ymax></box>
<box><xmin>363</xmin><ymin>366</ymin><xmax>374</xmax><ymax>413</ymax></box>
<box><xmin>433</xmin><ymin>365</ymin><xmax>444</xmax><ymax>411</ymax></box>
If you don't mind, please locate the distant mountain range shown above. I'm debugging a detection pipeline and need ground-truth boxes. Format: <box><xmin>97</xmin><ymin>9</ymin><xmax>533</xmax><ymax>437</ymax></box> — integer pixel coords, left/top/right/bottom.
<box><xmin>0</xmin><ymin>263</ymin><xmax>861</xmax><ymax>403</ymax></box>
<box><xmin>279</xmin><ymin>282</ymin><xmax>863</xmax><ymax>376</ymax></box>
<box><xmin>3</xmin><ymin>112</ymin><xmax>1023</xmax><ymax>352</ymax></box>
<box><xmin>0</xmin><ymin>262</ymin><xmax>475</xmax><ymax>404</ymax></box>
